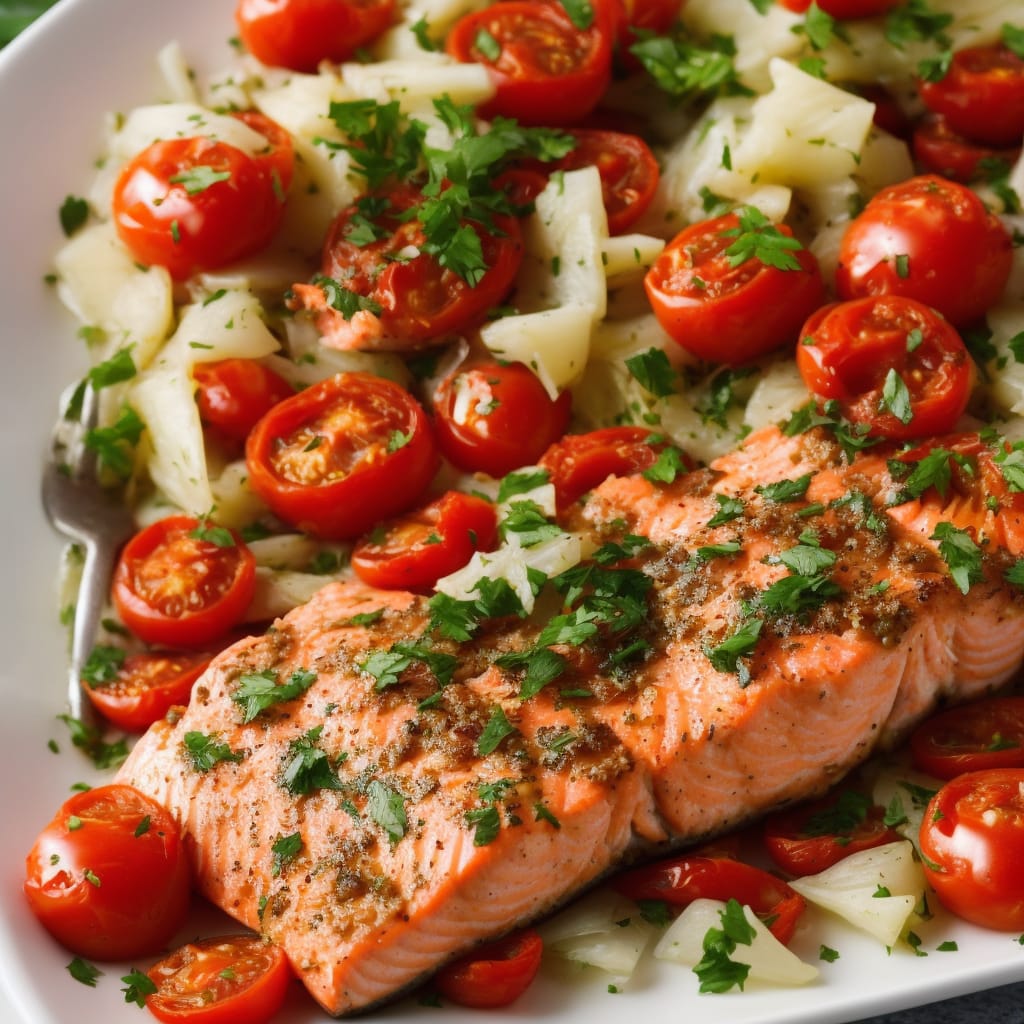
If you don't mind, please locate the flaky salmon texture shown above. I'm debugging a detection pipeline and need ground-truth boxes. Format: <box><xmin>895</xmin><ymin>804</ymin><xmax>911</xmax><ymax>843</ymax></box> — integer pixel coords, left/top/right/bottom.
<box><xmin>118</xmin><ymin>424</ymin><xmax>1024</xmax><ymax>1016</ymax></box>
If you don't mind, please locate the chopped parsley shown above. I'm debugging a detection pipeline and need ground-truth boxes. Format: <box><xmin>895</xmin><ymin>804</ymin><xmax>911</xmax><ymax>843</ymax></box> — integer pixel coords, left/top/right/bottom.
<box><xmin>281</xmin><ymin>726</ymin><xmax>344</xmax><ymax>795</ymax></box>
<box><xmin>232</xmin><ymin>668</ymin><xmax>318</xmax><ymax>723</ymax></box>
<box><xmin>270</xmin><ymin>832</ymin><xmax>303</xmax><ymax>876</ymax></box>
<box><xmin>931</xmin><ymin>521</ymin><xmax>984</xmax><ymax>595</ymax></box>
<box><xmin>693</xmin><ymin>899</ymin><xmax>756</xmax><ymax>993</ymax></box>
<box><xmin>625</xmin><ymin>347</ymin><xmax>677</xmax><ymax>397</ymax></box>
<box><xmin>182</xmin><ymin>731</ymin><xmax>244</xmax><ymax>773</ymax></box>
<box><xmin>67</xmin><ymin>957</ymin><xmax>102</xmax><ymax>987</ymax></box>
<box><xmin>721</xmin><ymin>205</ymin><xmax>805</xmax><ymax>271</ymax></box>
<box><xmin>367</xmin><ymin>779</ymin><xmax>408</xmax><ymax>842</ymax></box>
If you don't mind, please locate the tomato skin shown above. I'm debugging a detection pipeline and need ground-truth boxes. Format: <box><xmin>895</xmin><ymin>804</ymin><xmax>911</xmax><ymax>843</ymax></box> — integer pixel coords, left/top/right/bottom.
<box><xmin>614</xmin><ymin>0</ymin><xmax>683</xmax><ymax>59</ymax></box>
<box><xmin>910</xmin><ymin>697</ymin><xmax>1024</xmax><ymax>780</ymax></box>
<box><xmin>614</xmin><ymin>855</ymin><xmax>805</xmax><ymax>944</ymax></box>
<box><xmin>912</xmin><ymin>115</ymin><xmax>1021</xmax><ymax>183</ymax></box>
<box><xmin>146</xmin><ymin>934</ymin><xmax>292</xmax><ymax>1024</ymax></box>
<box><xmin>777</xmin><ymin>0</ymin><xmax>897</xmax><ymax>14</ymax></box>
<box><xmin>246</xmin><ymin>372</ymin><xmax>440</xmax><ymax>539</ymax></box>
<box><xmin>918</xmin><ymin>43</ymin><xmax>1024</xmax><ymax>147</ymax></box>
<box><xmin>85</xmin><ymin>651</ymin><xmax>211</xmax><ymax>732</ymax></box>
<box><xmin>112</xmin><ymin>113</ymin><xmax>293</xmax><ymax>281</ymax></box>
<box><xmin>351</xmin><ymin>491</ymin><xmax>498</xmax><ymax>591</ymax></box>
<box><xmin>645</xmin><ymin>212</ymin><xmax>825</xmax><ymax>367</ymax></box>
<box><xmin>193</xmin><ymin>359</ymin><xmax>294</xmax><ymax>444</ymax></box>
<box><xmin>919</xmin><ymin>769</ymin><xmax>1024</xmax><ymax>932</ymax></box>
<box><xmin>112</xmin><ymin>516</ymin><xmax>257</xmax><ymax>649</ymax></box>
<box><xmin>434</xmin><ymin>929</ymin><xmax>543</xmax><ymax>1008</ymax></box>
<box><xmin>236</xmin><ymin>0</ymin><xmax>397</xmax><ymax>73</ymax></box>
<box><xmin>835</xmin><ymin>174</ymin><xmax>1013</xmax><ymax>328</ymax></box>
<box><xmin>445</xmin><ymin>0</ymin><xmax>614</xmax><ymax>126</ymax></box>
<box><xmin>433</xmin><ymin>361</ymin><xmax>572</xmax><ymax>478</ymax></box>
<box><xmin>24</xmin><ymin>785</ymin><xmax>191</xmax><ymax>961</ymax></box>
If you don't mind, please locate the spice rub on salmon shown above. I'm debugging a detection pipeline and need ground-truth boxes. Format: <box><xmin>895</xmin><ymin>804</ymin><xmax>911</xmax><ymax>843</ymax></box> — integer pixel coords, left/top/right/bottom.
<box><xmin>118</xmin><ymin>424</ymin><xmax>1024</xmax><ymax>1016</ymax></box>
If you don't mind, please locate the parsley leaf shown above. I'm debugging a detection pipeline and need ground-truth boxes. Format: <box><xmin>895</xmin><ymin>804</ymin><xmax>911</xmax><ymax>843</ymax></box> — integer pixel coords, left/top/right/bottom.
<box><xmin>931</xmin><ymin>521</ymin><xmax>984</xmax><ymax>594</ymax></box>
<box><xmin>630</xmin><ymin>32</ymin><xmax>750</xmax><ymax>102</ymax></box>
<box><xmin>642</xmin><ymin>446</ymin><xmax>690</xmax><ymax>484</ymax></box>
<box><xmin>312</xmin><ymin>273</ymin><xmax>383</xmax><ymax>320</ymax></box>
<box><xmin>707</xmin><ymin>493</ymin><xmax>745</xmax><ymax>527</ymax></box>
<box><xmin>232</xmin><ymin>668</ymin><xmax>318</xmax><ymax>723</ymax></box>
<box><xmin>368</xmin><ymin>779</ymin><xmax>407</xmax><ymax>842</ymax></box>
<box><xmin>625</xmin><ymin>347</ymin><xmax>677</xmax><ymax>397</ymax></box>
<box><xmin>81</xmin><ymin>644</ymin><xmax>125</xmax><ymax>685</ymax></box>
<box><xmin>85</xmin><ymin>405</ymin><xmax>144</xmax><ymax>480</ymax></box>
<box><xmin>271</xmin><ymin>832</ymin><xmax>303</xmax><ymax>876</ymax></box>
<box><xmin>693</xmin><ymin>899</ymin><xmax>756</xmax><ymax>993</ymax></box>
<box><xmin>59</xmin><ymin>195</ymin><xmax>89</xmax><ymax>236</ymax></box>
<box><xmin>477</xmin><ymin>705</ymin><xmax>518</xmax><ymax>755</ymax></box>
<box><xmin>182</xmin><ymin>731</ymin><xmax>244</xmax><ymax>773</ymax></box>
<box><xmin>121</xmin><ymin>969</ymin><xmax>158</xmax><ymax>1006</ymax></box>
<box><xmin>466</xmin><ymin>804</ymin><xmax>502</xmax><ymax>846</ymax></box>
<box><xmin>88</xmin><ymin>347</ymin><xmax>137</xmax><ymax>390</ymax></box>
<box><xmin>499</xmin><ymin>500</ymin><xmax>563</xmax><ymax>546</ymax></box>
<box><xmin>721</xmin><ymin>206</ymin><xmax>805</xmax><ymax>271</ymax></box>
<box><xmin>497</xmin><ymin>468</ymin><xmax>549</xmax><ymax>502</ymax></box>
<box><xmin>755</xmin><ymin>473</ymin><xmax>812</xmax><ymax>503</ymax></box>
<box><xmin>706</xmin><ymin>618</ymin><xmax>762</xmax><ymax>681</ymax></box>
<box><xmin>67</xmin><ymin>957</ymin><xmax>102</xmax><ymax>987</ymax></box>
<box><xmin>879</xmin><ymin>368</ymin><xmax>914</xmax><ymax>425</ymax></box>
<box><xmin>281</xmin><ymin>726</ymin><xmax>343</xmax><ymax>795</ymax></box>
<box><xmin>57</xmin><ymin>714</ymin><xmax>129</xmax><ymax>770</ymax></box>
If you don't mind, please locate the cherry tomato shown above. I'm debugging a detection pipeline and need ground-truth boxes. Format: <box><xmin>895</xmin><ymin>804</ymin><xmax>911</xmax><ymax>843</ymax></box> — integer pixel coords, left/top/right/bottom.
<box><xmin>434</xmin><ymin>929</ymin><xmax>543</xmax><ymax>1009</ymax></box>
<box><xmin>856</xmin><ymin>84</ymin><xmax>913</xmax><ymax>140</ymax></box>
<box><xmin>146</xmin><ymin>934</ymin><xmax>292</xmax><ymax>1024</ymax></box>
<box><xmin>776</xmin><ymin>0</ymin><xmax>898</xmax><ymax>15</ymax></box>
<box><xmin>193</xmin><ymin>359</ymin><xmax>294</xmax><ymax>444</ymax></box>
<box><xmin>351</xmin><ymin>490</ymin><xmax>498</xmax><ymax>591</ymax></box>
<box><xmin>645</xmin><ymin>211</ymin><xmax>825</xmax><ymax>366</ymax></box>
<box><xmin>24</xmin><ymin>785</ymin><xmax>190</xmax><ymax>960</ymax></box>
<box><xmin>85</xmin><ymin>650</ymin><xmax>211</xmax><ymax>732</ymax></box>
<box><xmin>613</xmin><ymin>855</ymin><xmax>806</xmax><ymax>944</ymax></box>
<box><xmin>912</xmin><ymin>114</ymin><xmax>1021</xmax><ymax>183</ymax></box>
<box><xmin>910</xmin><ymin>697</ymin><xmax>1024</xmax><ymax>780</ymax></box>
<box><xmin>235</xmin><ymin>0</ymin><xmax>397</xmax><ymax>73</ymax></box>
<box><xmin>445</xmin><ymin>0</ymin><xmax>614</xmax><ymax>126</ymax></box>
<box><xmin>796</xmin><ymin>295</ymin><xmax>973</xmax><ymax>441</ymax></box>
<box><xmin>919</xmin><ymin>769</ymin><xmax>1024</xmax><ymax>932</ymax></box>
<box><xmin>763</xmin><ymin>789</ymin><xmax>900</xmax><ymax>877</ymax></box>
<box><xmin>918</xmin><ymin>43</ymin><xmax>1024</xmax><ymax>147</ymax></box>
<box><xmin>112</xmin><ymin>112</ymin><xmax>294</xmax><ymax>281</ymax></box>
<box><xmin>112</xmin><ymin>516</ymin><xmax>257</xmax><ymax>649</ymax></box>
<box><xmin>615</xmin><ymin>0</ymin><xmax>682</xmax><ymax>49</ymax></box>
<box><xmin>835</xmin><ymin>174</ymin><xmax>1013</xmax><ymax>328</ymax></box>
<box><xmin>246</xmin><ymin>371</ymin><xmax>440</xmax><ymax>539</ymax></box>
<box><xmin>432</xmin><ymin>361</ymin><xmax>572</xmax><ymax>478</ymax></box>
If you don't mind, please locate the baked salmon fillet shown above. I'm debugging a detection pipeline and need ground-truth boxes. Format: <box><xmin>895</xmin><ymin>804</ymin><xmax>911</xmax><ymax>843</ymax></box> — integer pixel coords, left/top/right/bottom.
<box><xmin>118</xmin><ymin>424</ymin><xmax>1024</xmax><ymax>1015</ymax></box>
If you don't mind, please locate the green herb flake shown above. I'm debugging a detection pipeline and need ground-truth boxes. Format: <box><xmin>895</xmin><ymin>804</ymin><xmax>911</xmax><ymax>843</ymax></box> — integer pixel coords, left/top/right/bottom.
<box><xmin>931</xmin><ymin>521</ymin><xmax>984</xmax><ymax>595</ymax></box>
<box><xmin>271</xmin><ymin>831</ymin><xmax>304</xmax><ymax>877</ymax></box>
<box><xmin>182</xmin><ymin>731</ymin><xmax>244</xmax><ymax>773</ymax></box>
<box><xmin>67</xmin><ymin>957</ymin><xmax>103</xmax><ymax>987</ymax></box>
<box><xmin>121</xmin><ymin>969</ymin><xmax>158</xmax><ymax>1006</ymax></box>
<box><xmin>368</xmin><ymin>779</ymin><xmax>408</xmax><ymax>842</ymax></box>
<box><xmin>232</xmin><ymin>668</ymin><xmax>318</xmax><ymax>723</ymax></box>
<box><xmin>721</xmin><ymin>205</ymin><xmax>805</xmax><ymax>271</ymax></box>
<box><xmin>59</xmin><ymin>195</ymin><xmax>90</xmax><ymax>236</ymax></box>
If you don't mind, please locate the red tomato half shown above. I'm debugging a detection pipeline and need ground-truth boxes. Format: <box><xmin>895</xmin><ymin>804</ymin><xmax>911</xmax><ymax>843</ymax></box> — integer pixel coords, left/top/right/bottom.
<box><xmin>796</xmin><ymin>295</ymin><xmax>972</xmax><ymax>441</ymax></box>
<box><xmin>613</xmin><ymin>855</ymin><xmax>806</xmax><ymax>944</ymax></box>
<box><xmin>434</xmin><ymin>929</ymin><xmax>543</xmax><ymax>1008</ymax></box>
<box><xmin>112</xmin><ymin>112</ymin><xmax>294</xmax><ymax>281</ymax></box>
<box><xmin>614</xmin><ymin>0</ymin><xmax>683</xmax><ymax>60</ymax></box>
<box><xmin>919</xmin><ymin>769</ymin><xmax>1024</xmax><ymax>931</ymax></box>
<box><xmin>246</xmin><ymin>371</ymin><xmax>439</xmax><ymax>538</ymax></box>
<box><xmin>446</xmin><ymin>0</ymin><xmax>613</xmax><ymax>125</ymax></box>
<box><xmin>193</xmin><ymin>358</ymin><xmax>294</xmax><ymax>444</ymax></box>
<box><xmin>912</xmin><ymin>115</ymin><xmax>1021</xmax><ymax>183</ymax></box>
<box><xmin>645</xmin><ymin>211</ymin><xmax>825</xmax><ymax>366</ymax></box>
<box><xmin>918</xmin><ymin>43</ymin><xmax>1024</xmax><ymax>147</ymax></box>
<box><xmin>112</xmin><ymin>516</ymin><xmax>257</xmax><ymax>649</ymax></box>
<box><xmin>835</xmin><ymin>174</ymin><xmax>1013</xmax><ymax>327</ymax></box>
<box><xmin>911</xmin><ymin>697</ymin><xmax>1024</xmax><ymax>780</ymax></box>
<box><xmin>146</xmin><ymin>934</ymin><xmax>292</xmax><ymax>1024</ymax></box>
<box><xmin>351</xmin><ymin>491</ymin><xmax>498</xmax><ymax>591</ymax></box>
<box><xmin>85</xmin><ymin>651</ymin><xmax>211</xmax><ymax>732</ymax></box>
<box><xmin>236</xmin><ymin>0</ymin><xmax>397</xmax><ymax>72</ymax></box>
<box><xmin>24</xmin><ymin>785</ymin><xmax>190</xmax><ymax>960</ymax></box>
<box><xmin>432</xmin><ymin>361</ymin><xmax>572</xmax><ymax>478</ymax></box>
<box><xmin>777</xmin><ymin>0</ymin><xmax>898</xmax><ymax>15</ymax></box>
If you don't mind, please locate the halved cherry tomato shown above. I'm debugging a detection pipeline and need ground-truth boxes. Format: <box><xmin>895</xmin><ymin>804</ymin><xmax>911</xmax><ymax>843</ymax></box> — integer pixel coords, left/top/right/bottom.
<box><xmin>445</xmin><ymin>0</ymin><xmax>614</xmax><ymax>125</ymax></box>
<box><xmin>645</xmin><ymin>211</ymin><xmax>825</xmax><ymax>366</ymax></box>
<box><xmin>112</xmin><ymin>516</ymin><xmax>257</xmax><ymax>649</ymax></box>
<box><xmin>434</xmin><ymin>929</ymin><xmax>543</xmax><ymax>1008</ymax></box>
<box><xmin>193</xmin><ymin>359</ymin><xmax>294</xmax><ymax>444</ymax></box>
<box><xmin>835</xmin><ymin>174</ymin><xmax>1013</xmax><ymax>327</ymax></box>
<box><xmin>24</xmin><ymin>785</ymin><xmax>190</xmax><ymax>960</ymax></box>
<box><xmin>614</xmin><ymin>0</ymin><xmax>683</xmax><ymax>62</ymax></box>
<box><xmin>776</xmin><ymin>0</ymin><xmax>898</xmax><ymax>15</ymax></box>
<box><xmin>432</xmin><ymin>361</ymin><xmax>572</xmax><ymax>478</ymax></box>
<box><xmin>796</xmin><ymin>295</ymin><xmax>973</xmax><ymax>441</ymax></box>
<box><xmin>912</xmin><ymin>114</ymin><xmax>1021</xmax><ymax>183</ymax></box>
<box><xmin>918</xmin><ymin>42</ymin><xmax>1024</xmax><ymax>147</ymax></box>
<box><xmin>919</xmin><ymin>768</ymin><xmax>1024</xmax><ymax>931</ymax></box>
<box><xmin>763</xmin><ymin>789</ymin><xmax>900</xmax><ymax>877</ymax></box>
<box><xmin>351</xmin><ymin>491</ymin><xmax>498</xmax><ymax>591</ymax></box>
<box><xmin>85</xmin><ymin>650</ymin><xmax>211</xmax><ymax>732</ymax></box>
<box><xmin>910</xmin><ymin>697</ymin><xmax>1024</xmax><ymax>780</ymax></box>
<box><xmin>112</xmin><ymin>112</ymin><xmax>294</xmax><ymax>280</ymax></box>
<box><xmin>146</xmin><ymin>934</ymin><xmax>292</xmax><ymax>1024</ymax></box>
<box><xmin>613</xmin><ymin>855</ymin><xmax>806</xmax><ymax>944</ymax></box>
<box><xmin>855</xmin><ymin>84</ymin><xmax>913</xmax><ymax>140</ymax></box>
<box><xmin>246</xmin><ymin>371</ymin><xmax>440</xmax><ymax>538</ymax></box>
<box><xmin>236</xmin><ymin>0</ymin><xmax>397</xmax><ymax>73</ymax></box>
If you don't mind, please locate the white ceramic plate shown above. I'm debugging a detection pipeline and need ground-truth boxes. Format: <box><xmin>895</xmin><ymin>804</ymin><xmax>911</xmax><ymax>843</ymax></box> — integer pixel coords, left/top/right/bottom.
<box><xmin>1</xmin><ymin>2</ymin><xmax>1022</xmax><ymax>1021</ymax></box>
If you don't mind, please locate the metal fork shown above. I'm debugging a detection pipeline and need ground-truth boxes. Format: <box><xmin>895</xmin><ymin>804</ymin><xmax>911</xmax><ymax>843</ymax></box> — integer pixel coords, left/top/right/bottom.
<box><xmin>41</xmin><ymin>381</ymin><xmax>136</xmax><ymax>721</ymax></box>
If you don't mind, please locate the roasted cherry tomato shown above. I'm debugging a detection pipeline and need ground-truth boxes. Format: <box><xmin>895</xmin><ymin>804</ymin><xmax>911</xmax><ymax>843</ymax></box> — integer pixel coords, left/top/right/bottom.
<box><xmin>433</xmin><ymin>360</ymin><xmax>572</xmax><ymax>478</ymax></box>
<box><xmin>645</xmin><ymin>210</ymin><xmax>825</xmax><ymax>366</ymax></box>
<box><xmin>910</xmin><ymin>697</ymin><xmax>1024</xmax><ymax>780</ymax></box>
<box><xmin>146</xmin><ymin>934</ymin><xmax>292</xmax><ymax>1024</ymax></box>
<box><xmin>193</xmin><ymin>358</ymin><xmax>294</xmax><ymax>444</ymax></box>
<box><xmin>919</xmin><ymin>769</ymin><xmax>1024</xmax><ymax>932</ymax></box>
<box><xmin>613</xmin><ymin>855</ymin><xmax>806</xmax><ymax>944</ymax></box>
<box><xmin>445</xmin><ymin>0</ymin><xmax>613</xmax><ymax>125</ymax></box>
<box><xmin>763</xmin><ymin>789</ymin><xmax>900</xmax><ymax>877</ymax></box>
<box><xmin>796</xmin><ymin>295</ymin><xmax>973</xmax><ymax>441</ymax></box>
<box><xmin>112</xmin><ymin>516</ymin><xmax>257</xmax><ymax>649</ymax></box>
<box><xmin>776</xmin><ymin>0</ymin><xmax>898</xmax><ymax>15</ymax></box>
<box><xmin>84</xmin><ymin>650</ymin><xmax>211</xmax><ymax>732</ymax></box>
<box><xmin>246</xmin><ymin>371</ymin><xmax>439</xmax><ymax>539</ymax></box>
<box><xmin>235</xmin><ymin>0</ymin><xmax>397</xmax><ymax>72</ymax></box>
<box><xmin>918</xmin><ymin>42</ymin><xmax>1024</xmax><ymax>147</ymax></box>
<box><xmin>24</xmin><ymin>785</ymin><xmax>190</xmax><ymax>960</ymax></box>
<box><xmin>351</xmin><ymin>490</ymin><xmax>498</xmax><ymax>591</ymax></box>
<box><xmin>112</xmin><ymin>112</ymin><xmax>294</xmax><ymax>280</ymax></box>
<box><xmin>614</xmin><ymin>0</ymin><xmax>683</xmax><ymax>59</ymax></box>
<box><xmin>912</xmin><ymin>114</ymin><xmax>1021</xmax><ymax>183</ymax></box>
<box><xmin>835</xmin><ymin>174</ymin><xmax>1013</xmax><ymax>327</ymax></box>
<box><xmin>434</xmin><ymin>929</ymin><xmax>543</xmax><ymax>1009</ymax></box>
